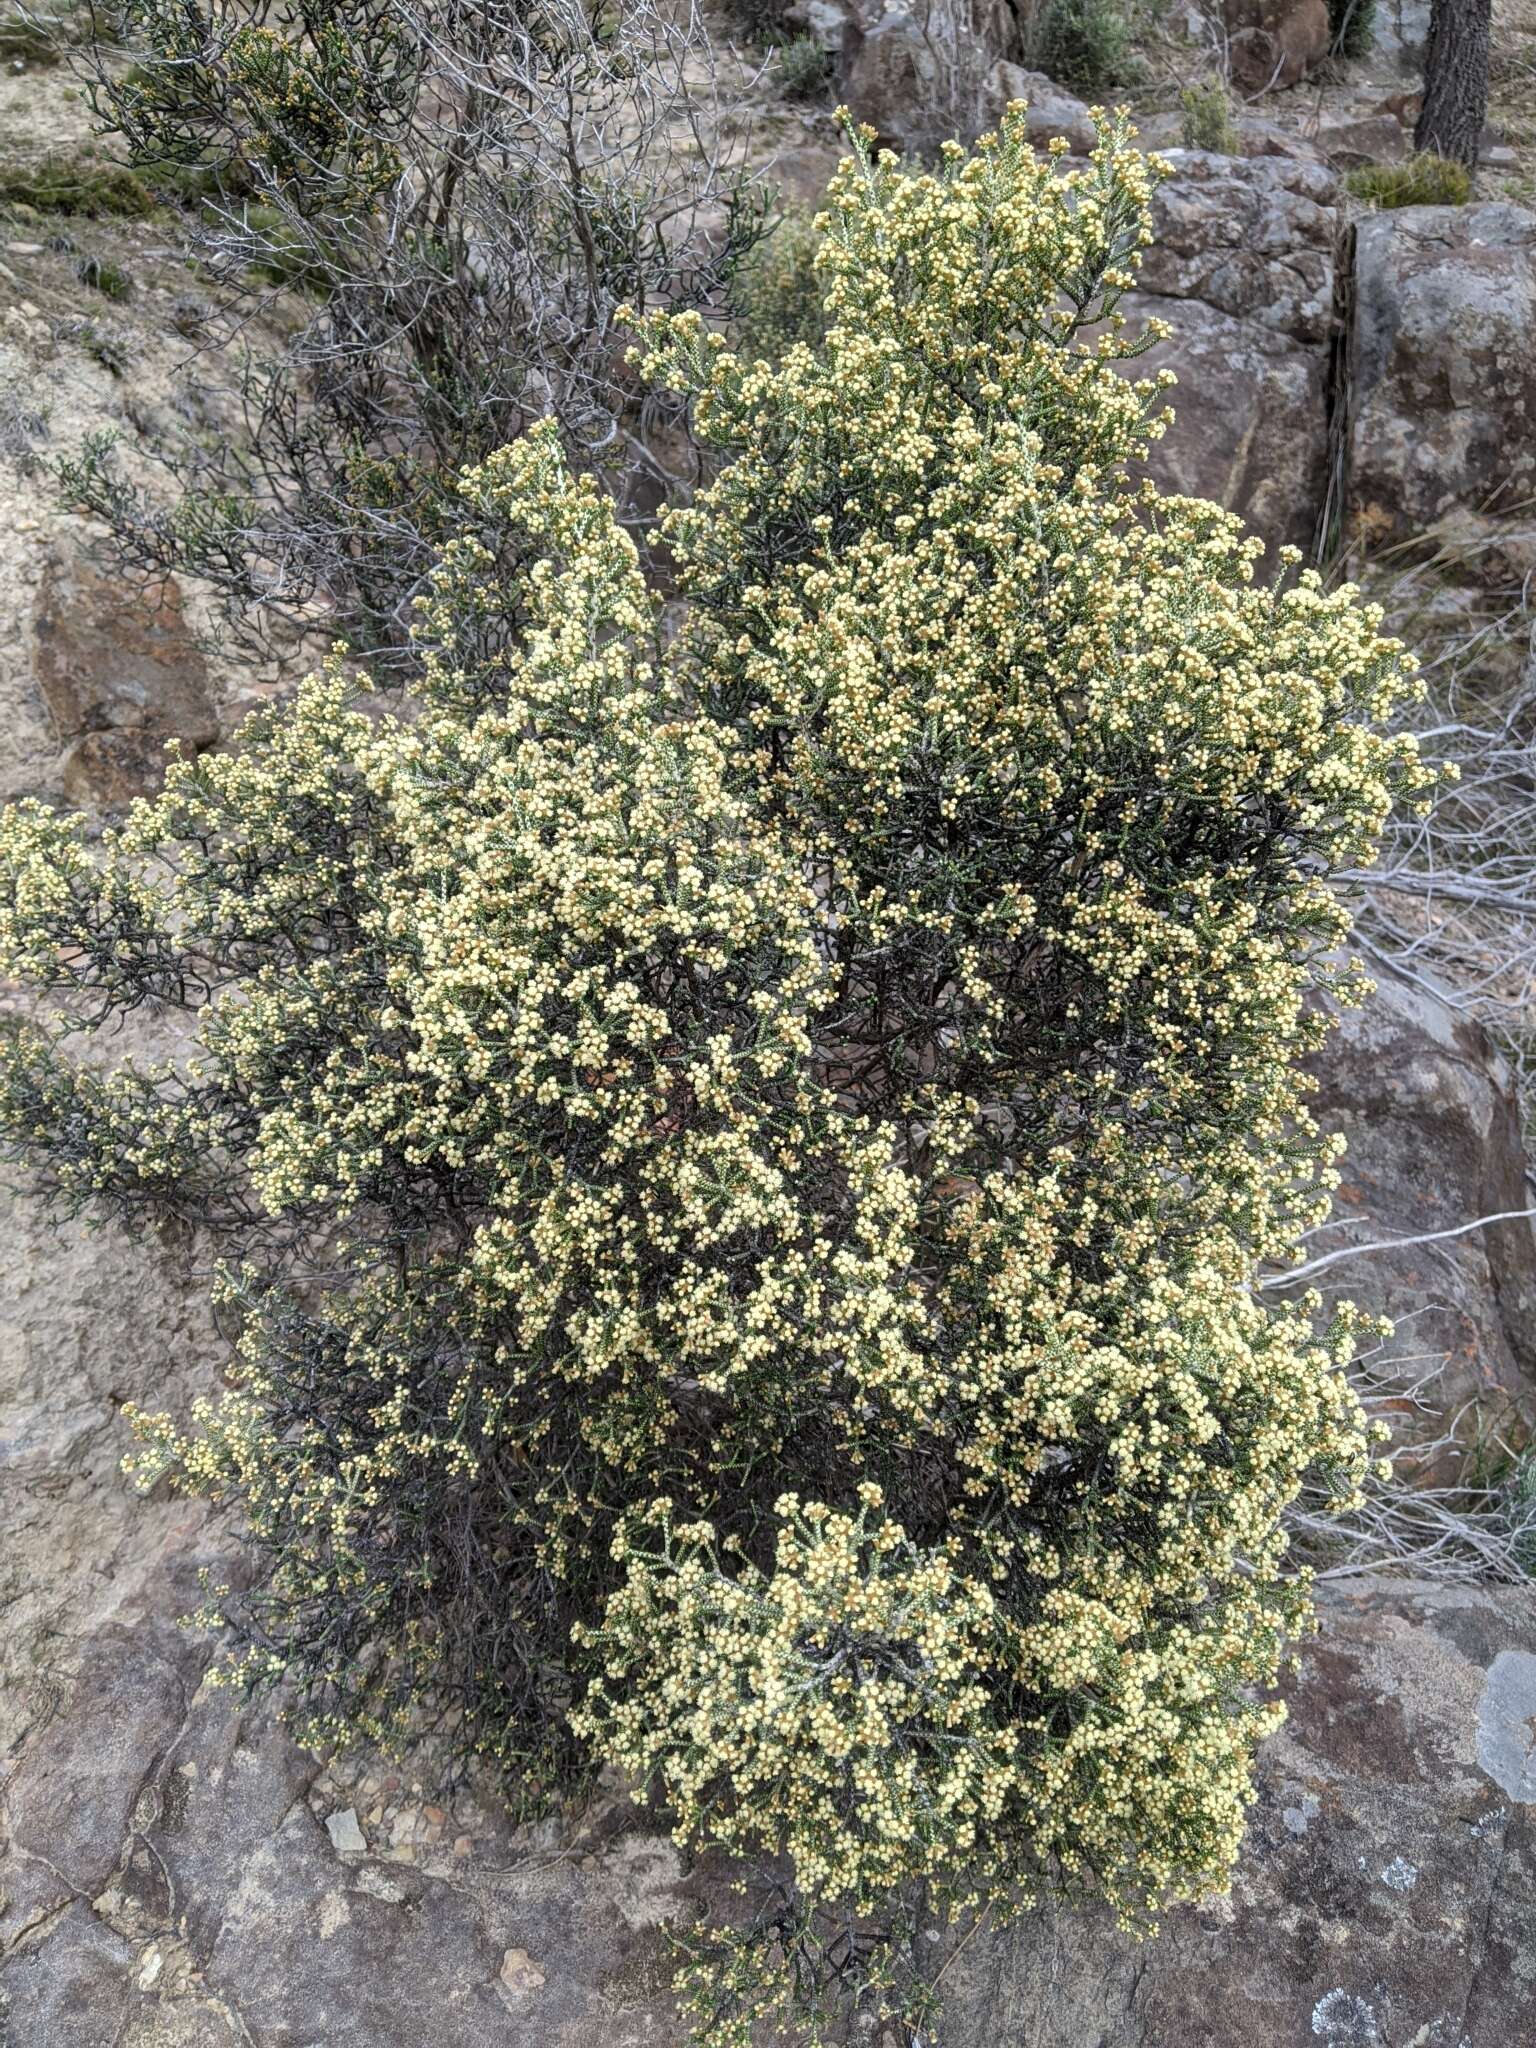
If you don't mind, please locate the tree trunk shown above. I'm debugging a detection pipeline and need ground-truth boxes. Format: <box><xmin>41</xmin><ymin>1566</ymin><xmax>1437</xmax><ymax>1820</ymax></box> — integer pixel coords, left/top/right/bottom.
<box><xmin>1415</xmin><ymin>0</ymin><xmax>1493</xmax><ymax>167</ymax></box>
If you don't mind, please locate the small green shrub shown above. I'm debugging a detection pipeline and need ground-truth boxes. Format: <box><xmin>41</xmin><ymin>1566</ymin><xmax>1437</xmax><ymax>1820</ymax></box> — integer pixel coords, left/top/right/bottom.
<box><xmin>1345</xmin><ymin>153</ymin><xmax>1472</xmax><ymax>207</ymax></box>
<box><xmin>0</xmin><ymin>113</ymin><xmax>1427</xmax><ymax>2046</ymax></box>
<box><xmin>1328</xmin><ymin>0</ymin><xmax>1376</xmax><ymax>57</ymax></box>
<box><xmin>76</xmin><ymin>251</ymin><xmax>133</xmax><ymax>299</ymax></box>
<box><xmin>1032</xmin><ymin>0</ymin><xmax>1137</xmax><ymax>94</ymax></box>
<box><xmin>0</xmin><ymin>154</ymin><xmax>156</xmax><ymax>217</ymax></box>
<box><xmin>1179</xmin><ymin>81</ymin><xmax>1240</xmax><ymax>156</ymax></box>
<box><xmin>774</xmin><ymin>32</ymin><xmax>831</xmax><ymax>102</ymax></box>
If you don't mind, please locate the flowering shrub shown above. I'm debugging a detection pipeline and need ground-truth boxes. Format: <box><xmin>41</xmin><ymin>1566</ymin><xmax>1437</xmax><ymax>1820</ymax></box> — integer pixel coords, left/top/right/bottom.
<box><xmin>0</xmin><ymin>110</ymin><xmax>1427</xmax><ymax>2041</ymax></box>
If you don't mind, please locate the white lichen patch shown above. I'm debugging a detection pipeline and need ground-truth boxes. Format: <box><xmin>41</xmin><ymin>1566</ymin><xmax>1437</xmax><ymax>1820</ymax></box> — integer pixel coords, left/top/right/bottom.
<box><xmin>1476</xmin><ymin>1649</ymin><xmax>1536</xmax><ymax>1802</ymax></box>
<box><xmin>1311</xmin><ymin>1988</ymin><xmax>1382</xmax><ymax>2045</ymax></box>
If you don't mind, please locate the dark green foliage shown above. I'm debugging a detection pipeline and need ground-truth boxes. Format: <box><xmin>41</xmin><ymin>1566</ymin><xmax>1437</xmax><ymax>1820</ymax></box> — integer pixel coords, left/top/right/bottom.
<box><xmin>1179</xmin><ymin>81</ymin><xmax>1239</xmax><ymax>155</ymax></box>
<box><xmin>727</xmin><ymin>207</ymin><xmax>825</xmax><ymax>358</ymax></box>
<box><xmin>0</xmin><ymin>153</ymin><xmax>156</xmax><ymax>217</ymax></box>
<box><xmin>1329</xmin><ymin>0</ymin><xmax>1377</xmax><ymax>57</ymax></box>
<box><xmin>774</xmin><ymin>32</ymin><xmax>831</xmax><ymax>101</ymax></box>
<box><xmin>1031</xmin><ymin>0</ymin><xmax>1137</xmax><ymax>94</ymax></box>
<box><xmin>76</xmin><ymin>251</ymin><xmax>133</xmax><ymax>298</ymax></box>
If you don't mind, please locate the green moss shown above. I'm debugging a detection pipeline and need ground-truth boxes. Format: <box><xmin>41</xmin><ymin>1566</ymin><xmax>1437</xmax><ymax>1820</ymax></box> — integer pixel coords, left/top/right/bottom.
<box><xmin>0</xmin><ymin>155</ymin><xmax>157</xmax><ymax>219</ymax></box>
<box><xmin>1345</xmin><ymin>154</ymin><xmax>1473</xmax><ymax>208</ymax></box>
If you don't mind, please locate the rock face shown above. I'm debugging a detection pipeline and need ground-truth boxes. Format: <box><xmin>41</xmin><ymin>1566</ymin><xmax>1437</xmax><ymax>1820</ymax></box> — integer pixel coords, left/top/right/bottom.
<box><xmin>0</xmin><ymin>1193</ymin><xmax>220</xmax><ymax>1766</ymax></box>
<box><xmin>31</xmin><ymin>552</ymin><xmax>220</xmax><ymax>806</ymax></box>
<box><xmin>2</xmin><ymin>975</ymin><xmax>1535</xmax><ymax>2042</ymax></box>
<box><xmin>1116</xmin><ymin>151</ymin><xmax>1342</xmax><ymax>550</ymax></box>
<box><xmin>1315</xmin><ymin>109</ymin><xmax>1412</xmax><ymax>166</ymax></box>
<box><xmin>979</xmin><ymin>63</ymin><xmax>1098</xmax><ymax>152</ymax></box>
<box><xmin>1372</xmin><ymin>0</ymin><xmax>1433</xmax><ymax>73</ymax></box>
<box><xmin>1301</xmin><ymin>967</ymin><xmax>1536</xmax><ymax>1457</ymax></box>
<box><xmin>1346</xmin><ymin>202</ymin><xmax>1536</xmax><ymax>583</ymax></box>
<box><xmin>942</xmin><ymin>1578</ymin><xmax>1536</xmax><ymax>2048</ymax></box>
<box><xmin>3</xmin><ymin>1567</ymin><xmax>1533</xmax><ymax>2044</ymax></box>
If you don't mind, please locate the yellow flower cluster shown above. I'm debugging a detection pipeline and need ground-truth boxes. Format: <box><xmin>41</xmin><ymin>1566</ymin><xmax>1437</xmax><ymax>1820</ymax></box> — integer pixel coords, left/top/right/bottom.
<box><xmin>0</xmin><ymin>106</ymin><xmax>1429</xmax><ymax>2047</ymax></box>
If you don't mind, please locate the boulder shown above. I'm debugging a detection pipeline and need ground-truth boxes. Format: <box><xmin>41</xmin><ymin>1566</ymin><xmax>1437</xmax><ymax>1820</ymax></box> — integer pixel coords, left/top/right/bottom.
<box><xmin>1299</xmin><ymin>966</ymin><xmax>1536</xmax><ymax>1459</ymax></box>
<box><xmin>980</xmin><ymin>62</ymin><xmax>1099</xmax><ymax>153</ymax></box>
<box><xmin>1224</xmin><ymin>0</ymin><xmax>1332</xmax><ymax>91</ymax></box>
<box><xmin>1315</xmin><ymin>110</ymin><xmax>1412</xmax><ymax>166</ymax></box>
<box><xmin>31</xmin><ymin>552</ymin><xmax>219</xmax><ymax>806</ymax></box>
<box><xmin>1345</xmin><ymin>202</ymin><xmax>1536</xmax><ymax>585</ymax></box>
<box><xmin>1114</xmin><ymin>151</ymin><xmax>1342</xmax><ymax>551</ymax></box>
<box><xmin>829</xmin><ymin>0</ymin><xmax>1023</xmax><ymax>154</ymax></box>
<box><xmin>1134</xmin><ymin>150</ymin><xmax>1340</xmax><ymax>342</ymax></box>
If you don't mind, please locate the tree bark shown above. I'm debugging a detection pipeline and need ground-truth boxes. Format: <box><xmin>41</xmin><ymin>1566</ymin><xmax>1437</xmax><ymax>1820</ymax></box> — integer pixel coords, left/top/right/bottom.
<box><xmin>1415</xmin><ymin>0</ymin><xmax>1493</xmax><ymax>167</ymax></box>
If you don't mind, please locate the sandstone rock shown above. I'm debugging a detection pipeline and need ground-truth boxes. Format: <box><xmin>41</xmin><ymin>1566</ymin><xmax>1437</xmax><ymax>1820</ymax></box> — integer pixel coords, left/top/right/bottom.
<box><xmin>832</xmin><ymin>0</ymin><xmax>1022</xmax><ymax>154</ymax></box>
<box><xmin>1346</xmin><ymin>202</ymin><xmax>1536</xmax><ymax>581</ymax></box>
<box><xmin>1300</xmin><ymin>965</ymin><xmax>1536</xmax><ymax>1458</ymax></box>
<box><xmin>498</xmin><ymin>1944</ymin><xmax>546</xmax><ymax>1996</ymax></box>
<box><xmin>1128</xmin><ymin>298</ymin><xmax>1332</xmax><ymax>549</ymax></box>
<box><xmin>1316</xmin><ymin>110</ymin><xmax>1412</xmax><ymax>166</ymax></box>
<box><xmin>1225</xmin><ymin>0</ymin><xmax>1331</xmax><ymax>91</ymax></box>
<box><xmin>32</xmin><ymin>553</ymin><xmax>219</xmax><ymax>806</ymax></box>
<box><xmin>980</xmin><ymin>63</ymin><xmax>1098</xmax><ymax>153</ymax></box>
<box><xmin>1135</xmin><ymin>150</ymin><xmax>1340</xmax><ymax>342</ymax></box>
<box><xmin>1113</xmin><ymin>151</ymin><xmax>1342</xmax><ymax>550</ymax></box>
<box><xmin>0</xmin><ymin>1163</ymin><xmax>221</xmax><ymax>1769</ymax></box>
<box><xmin>325</xmin><ymin>1809</ymin><xmax>367</xmax><ymax>1857</ymax></box>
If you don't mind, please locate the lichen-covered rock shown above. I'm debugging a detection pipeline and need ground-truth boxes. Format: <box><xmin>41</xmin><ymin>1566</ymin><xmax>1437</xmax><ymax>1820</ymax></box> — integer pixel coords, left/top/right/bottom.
<box><xmin>942</xmin><ymin>1577</ymin><xmax>1536</xmax><ymax>2047</ymax></box>
<box><xmin>3</xmin><ymin>1569</ymin><xmax>1533</xmax><ymax>2045</ymax></box>
<box><xmin>1301</xmin><ymin>965</ymin><xmax>1536</xmax><ymax>1459</ymax></box>
<box><xmin>826</xmin><ymin>0</ymin><xmax>1023</xmax><ymax>154</ymax></box>
<box><xmin>1346</xmin><ymin>202</ymin><xmax>1536</xmax><ymax>585</ymax></box>
<box><xmin>1112</xmin><ymin>151</ymin><xmax>1342</xmax><ymax>551</ymax></box>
